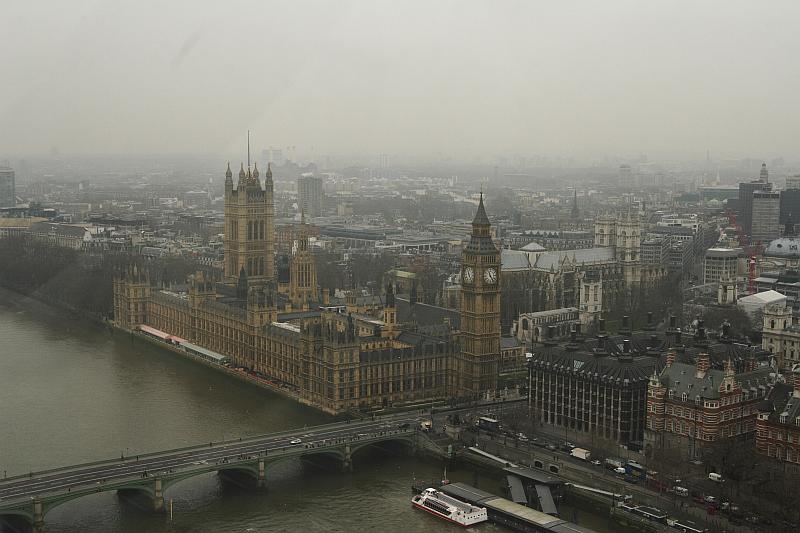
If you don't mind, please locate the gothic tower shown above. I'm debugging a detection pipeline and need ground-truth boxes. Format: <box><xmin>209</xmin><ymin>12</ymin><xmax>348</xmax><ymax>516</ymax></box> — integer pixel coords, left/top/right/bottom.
<box><xmin>289</xmin><ymin>212</ymin><xmax>318</xmax><ymax>309</ymax></box>
<box><xmin>458</xmin><ymin>194</ymin><xmax>501</xmax><ymax>397</ymax></box>
<box><xmin>223</xmin><ymin>156</ymin><xmax>275</xmax><ymax>287</ymax></box>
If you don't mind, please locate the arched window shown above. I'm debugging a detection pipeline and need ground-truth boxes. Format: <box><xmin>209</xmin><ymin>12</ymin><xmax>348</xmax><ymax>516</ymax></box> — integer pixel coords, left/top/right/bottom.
<box><xmin>771</xmin><ymin>320</ymin><xmax>775</xmax><ymax>329</ymax></box>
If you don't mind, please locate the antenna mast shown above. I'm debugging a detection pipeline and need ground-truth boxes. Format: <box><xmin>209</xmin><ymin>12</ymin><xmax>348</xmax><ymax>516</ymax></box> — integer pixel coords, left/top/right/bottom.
<box><xmin>247</xmin><ymin>130</ymin><xmax>251</xmax><ymax>169</ymax></box>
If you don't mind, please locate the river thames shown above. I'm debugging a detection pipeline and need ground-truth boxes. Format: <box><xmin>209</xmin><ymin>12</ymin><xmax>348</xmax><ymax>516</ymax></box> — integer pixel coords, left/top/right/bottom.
<box><xmin>0</xmin><ymin>294</ymin><xmax>621</xmax><ymax>533</ymax></box>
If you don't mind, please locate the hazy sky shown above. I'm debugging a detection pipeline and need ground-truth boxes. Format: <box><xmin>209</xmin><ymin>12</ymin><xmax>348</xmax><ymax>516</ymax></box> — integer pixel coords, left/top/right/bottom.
<box><xmin>2</xmin><ymin>1</ymin><xmax>799</xmax><ymax>160</ymax></box>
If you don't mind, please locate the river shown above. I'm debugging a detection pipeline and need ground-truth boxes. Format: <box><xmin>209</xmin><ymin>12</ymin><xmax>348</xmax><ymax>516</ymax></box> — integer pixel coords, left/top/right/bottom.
<box><xmin>0</xmin><ymin>294</ymin><xmax>621</xmax><ymax>533</ymax></box>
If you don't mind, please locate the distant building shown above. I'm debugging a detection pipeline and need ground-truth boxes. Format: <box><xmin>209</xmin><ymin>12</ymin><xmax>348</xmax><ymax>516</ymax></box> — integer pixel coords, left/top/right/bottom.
<box><xmin>0</xmin><ymin>167</ymin><xmax>15</xmax><ymax>207</ymax></box>
<box><xmin>780</xmin><ymin>188</ymin><xmax>800</xmax><ymax>224</ymax></box>
<box><xmin>762</xmin><ymin>304</ymin><xmax>800</xmax><ymax>370</ymax></box>
<box><xmin>756</xmin><ymin>367</ymin><xmax>800</xmax><ymax>465</ymax></box>
<box><xmin>751</xmin><ymin>190</ymin><xmax>781</xmax><ymax>243</ymax></box>
<box><xmin>703</xmin><ymin>247</ymin><xmax>742</xmax><ymax>284</ymax></box>
<box><xmin>297</xmin><ymin>176</ymin><xmax>324</xmax><ymax>217</ymax></box>
<box><xmin>183</xmin><ymin>190</ymin><xmax>210</xmax><ymax>209</ymax></box>
<box><xmin>738</xmin><ymin>164</ymin><xmax>771</xmax><ymax>236</ymax></box>
<box><xmin>511</xmin><ymin>308</ymin><xmax>580</xmax><ymax>344</ymax></box>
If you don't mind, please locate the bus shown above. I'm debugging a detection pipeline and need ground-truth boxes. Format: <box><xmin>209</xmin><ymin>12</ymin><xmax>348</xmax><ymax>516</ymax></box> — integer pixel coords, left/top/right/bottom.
<box><xmin>477</xmin><ymin>416</ymin><xmax>500</xmax><ymax>432</ymax></box>
<box><xmin>625</xmin><ymin>461</ymin><xmax>646</xmax><ymax>480</ymax></box>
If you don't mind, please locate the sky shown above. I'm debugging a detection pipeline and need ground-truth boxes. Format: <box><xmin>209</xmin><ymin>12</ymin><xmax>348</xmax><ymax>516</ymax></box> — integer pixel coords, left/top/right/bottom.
<box><xmin>2</xmin><ymin>0</ymin><xmax>799</xmax><ymax>161</ymax></box>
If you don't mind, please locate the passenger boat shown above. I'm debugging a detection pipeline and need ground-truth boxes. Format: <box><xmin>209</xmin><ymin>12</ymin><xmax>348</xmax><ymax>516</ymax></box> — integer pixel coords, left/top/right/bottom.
<box><xmin>412</xmin><ymin>488</ymin><xmax>488</xmax><ymax>526</ymax></box>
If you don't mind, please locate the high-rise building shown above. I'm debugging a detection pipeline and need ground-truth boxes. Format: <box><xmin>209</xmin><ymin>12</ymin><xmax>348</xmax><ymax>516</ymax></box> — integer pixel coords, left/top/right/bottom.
<box><xmin>618</xmin><ymin>164</ymin><xmax>633</xmax><ymax>188</ymax></box>
<box><xmin>458</xmin><ymin>194</ymin><xmax>501</xmax><ymax>396</ymax></box>
<box><xmin>752</xmin><ymin>190</ymin><xmax>781</xmax><ymax>243</ymax></box>
<box><xmin>738</xmin><ymin>164</ymin><xmax>772</xmax><ymax>236</ymax></box>
<box><xmin>297</xmin><ymin>176</ymin><xmax>323</xmax><ymax>217</ymax></box>
<box><xmin>780</xmin><ymin>178</ymin><xmax>800</xmax><ymax>224</ymax></box>
<box><xmin>0</xmin><ymin>167</ymin><xmax>15</xmax><ymax>207</ymax></box>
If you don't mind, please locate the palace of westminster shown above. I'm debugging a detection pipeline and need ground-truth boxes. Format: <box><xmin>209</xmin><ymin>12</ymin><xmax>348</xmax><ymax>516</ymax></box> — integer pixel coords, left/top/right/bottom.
<box><xmin>114</xmin><ymin>159</ymin><xmax>503</xmax><ymax>414</ymax></box>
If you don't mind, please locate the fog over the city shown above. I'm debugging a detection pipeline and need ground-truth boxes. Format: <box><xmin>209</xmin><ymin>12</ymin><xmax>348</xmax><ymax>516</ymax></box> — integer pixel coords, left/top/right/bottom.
<box><xmin>2</xmin><ymin>0</ymin><xmax>799</xmax><ymax>160</ymax></box>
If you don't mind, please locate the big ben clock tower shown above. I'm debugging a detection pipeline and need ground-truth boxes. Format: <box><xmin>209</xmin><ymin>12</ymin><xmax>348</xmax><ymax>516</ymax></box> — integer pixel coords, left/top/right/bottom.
<box><xmin>459</xmin><ymin>193</ymin><xmax>501</xmax><ymax>397</ymax></box>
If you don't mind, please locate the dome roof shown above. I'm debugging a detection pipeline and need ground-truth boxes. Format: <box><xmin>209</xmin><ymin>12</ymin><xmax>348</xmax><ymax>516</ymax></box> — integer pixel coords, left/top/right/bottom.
<box><xmin>765</xmin><ymin>237</ymin><xmax>800</xmax><ymax>257</ymax></box>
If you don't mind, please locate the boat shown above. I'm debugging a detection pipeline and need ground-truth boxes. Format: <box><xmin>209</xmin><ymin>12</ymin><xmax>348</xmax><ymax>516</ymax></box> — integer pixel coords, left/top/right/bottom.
<box><xmin>412</xmin><ymin>487</ymin><xmax>488</xmax><ymax>526</ymax></box>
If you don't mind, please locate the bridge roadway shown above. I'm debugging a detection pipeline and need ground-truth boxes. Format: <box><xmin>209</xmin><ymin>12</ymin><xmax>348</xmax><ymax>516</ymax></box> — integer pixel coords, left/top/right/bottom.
<box><xmin>0</xmin><ymin>413</ymin><xmax>429</xmax><ymax>532</ymax></box>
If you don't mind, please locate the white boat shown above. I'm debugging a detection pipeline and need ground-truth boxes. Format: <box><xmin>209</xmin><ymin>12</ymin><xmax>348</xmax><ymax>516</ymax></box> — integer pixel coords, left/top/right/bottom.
<box><xmin>412</xmin><ymin>488</ymin><xmax>488</xmax><ymax>527</ymax></box>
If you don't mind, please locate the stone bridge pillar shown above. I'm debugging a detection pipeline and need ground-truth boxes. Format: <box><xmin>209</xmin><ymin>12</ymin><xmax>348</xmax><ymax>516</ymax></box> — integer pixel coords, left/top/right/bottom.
<box><xmin>257</xmin><ymin>459</ymin><xmax>267</xmax><ymax>488</ymax></box>
<box><xmin>32</xmin><ymin>498</ymin><xmax>44</xmax><ymax>533</ymax></box>
<box><xmin>153</xmin><ymin>477</ymin><xmax>164</xmax><ymax>512</ymax></box>
<box><xmin>342</xmin><ymin>444</ymin><xmax>353</xmax><ymax>472</ymax></box>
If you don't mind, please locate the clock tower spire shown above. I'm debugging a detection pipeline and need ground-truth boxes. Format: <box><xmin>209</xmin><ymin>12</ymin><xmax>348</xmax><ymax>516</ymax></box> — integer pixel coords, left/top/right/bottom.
<box><xmin>458</xmin><ymin>193</ymin><xmax>501</xmax><ymax>397</ymax></box>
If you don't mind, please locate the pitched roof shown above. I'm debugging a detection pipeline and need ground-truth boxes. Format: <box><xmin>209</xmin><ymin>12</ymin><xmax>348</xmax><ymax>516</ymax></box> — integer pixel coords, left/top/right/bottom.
<box><xmin>472</xmin><ymin>194</ymin><xmax>490</xmax><ymax>226</ymax></box>
<box><xmin>532</xmin><ymin>247</ymin><xmax>615</xmax><ymax>270</ymax></box>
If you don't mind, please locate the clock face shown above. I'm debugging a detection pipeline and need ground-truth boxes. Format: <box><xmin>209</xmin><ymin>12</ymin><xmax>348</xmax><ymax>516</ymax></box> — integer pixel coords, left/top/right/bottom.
<box><xmin>484</xmin><ymin>267</ymin><xmax>497</xmax><ymax>284</ymax></box>
<box><xmin>463</xmin><ymin>267</ymin><xmax>474</xmax><ymax>283</ymax></box>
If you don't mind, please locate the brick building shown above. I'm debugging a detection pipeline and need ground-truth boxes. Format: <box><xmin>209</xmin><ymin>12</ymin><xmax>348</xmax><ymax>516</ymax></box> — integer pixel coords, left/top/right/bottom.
<box><xmin>756</xmin><ymin>366</ymin><xmax>800</xmax><ymax>465</ymax></box>
<box><xmin>646</xmin><ymin>352</ymin><xmax>774</xmax><ymax>459</ymax></box>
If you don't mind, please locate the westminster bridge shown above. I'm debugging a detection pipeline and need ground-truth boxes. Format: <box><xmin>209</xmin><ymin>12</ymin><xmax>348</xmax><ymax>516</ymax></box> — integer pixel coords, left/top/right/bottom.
<box><xmin>0</xmin><ymin>414</ymin><xmax>439</xmax><ymax>532</ymax></box>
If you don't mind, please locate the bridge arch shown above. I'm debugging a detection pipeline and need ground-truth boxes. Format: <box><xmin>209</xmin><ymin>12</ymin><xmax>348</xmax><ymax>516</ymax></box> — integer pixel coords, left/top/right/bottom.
<box><xmin>348</xmin><ymin>435</ymin><xmax>416</xmax><ymax>462</ymax></box>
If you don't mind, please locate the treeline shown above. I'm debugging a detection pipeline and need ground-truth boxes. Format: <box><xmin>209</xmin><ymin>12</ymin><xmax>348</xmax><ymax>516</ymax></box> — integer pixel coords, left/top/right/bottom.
<box><xmin>0</xmin><ymin>236</ymin><xmax>200</xmax><ymax>317</ymax></box>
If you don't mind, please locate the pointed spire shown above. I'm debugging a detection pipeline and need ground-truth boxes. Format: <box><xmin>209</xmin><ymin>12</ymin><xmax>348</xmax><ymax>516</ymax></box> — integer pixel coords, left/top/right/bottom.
<box><xmin>472</xmin><ymin>192</ymin><xmax>490</xmax><ymax>226</ymax></box>
<box><xmin>225</xmin><ymin>161</ymin><xmax>232</xmax><ymax>179</ymax></box>
<box><xmin>239</xmin><ymin>163</ymin><xmax>246</xmax><ymax>179</ymax></box>
<box><xmin>265</xmin><ymin>162</ymin><xmax>273</xmax><ymax>180</ymax></box>
<box><xmin>252</xmin><ymin>162</ymin><xmax>259</xmax><ymax>179</ymax></box>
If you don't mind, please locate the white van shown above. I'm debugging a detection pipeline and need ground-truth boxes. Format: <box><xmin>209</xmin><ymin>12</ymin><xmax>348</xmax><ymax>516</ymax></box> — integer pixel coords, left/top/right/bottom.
<box><xmin>673</xmin><ymin>486</ymin><xmax>689</xmax><ymax>497</ymax></box>
<box><xmin>708</xmin><ymin>472</ymin><xmax>723</xmax><ymax>482</ymax></box>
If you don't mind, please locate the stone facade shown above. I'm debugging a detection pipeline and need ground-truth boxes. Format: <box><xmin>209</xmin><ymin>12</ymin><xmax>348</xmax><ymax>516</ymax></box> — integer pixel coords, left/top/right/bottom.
<box><xmin>112</xmin><ymin>165</ymin><xmax>503</xmax><ymax>414</ymax></box>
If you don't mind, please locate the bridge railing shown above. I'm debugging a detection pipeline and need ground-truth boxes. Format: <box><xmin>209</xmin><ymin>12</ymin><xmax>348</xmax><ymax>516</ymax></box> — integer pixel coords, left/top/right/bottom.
<box><xmin>0</xmin><ymin>428</ymin><xmax>421</xmax><ymax>506</ymax></box>
<box><xmin>0</xmin><ymin>416</ymin><xmax>419</xmax><ymax>483</ymax></box>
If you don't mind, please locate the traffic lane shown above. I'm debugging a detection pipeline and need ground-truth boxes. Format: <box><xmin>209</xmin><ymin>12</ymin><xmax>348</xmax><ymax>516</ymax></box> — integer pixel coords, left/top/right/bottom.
<box><xmin>1</xmin><ymin>416</ymin><xmax>417</xmax><ymax>490</ymax></box>
<box><xmin>0</xmin><ymin>423</ymin><xmax>419</xmax><ymax>499</ymax></box>
<box><xmin>1</xmin><ymin>415</ymin><xmax>418</xmax><ymax>485</ymax></box>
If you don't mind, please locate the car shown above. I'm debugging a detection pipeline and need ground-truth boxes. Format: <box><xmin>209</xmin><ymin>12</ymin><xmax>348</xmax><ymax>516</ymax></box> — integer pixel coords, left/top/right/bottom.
<box><xmin>517</xmin><ymin>433</ymin><xmax>529</xmax><ymax>442</ymax></box>
<box><xmin>397</xmin><ymin>422</ymin><xmax>410</xmax><ymax>429</ymax></box>
<box><xmin>614</xmin><ymin>467</ymin><xmax>627</xmax><ymax>475</ymax></box>
<box><xmin>590</xmin><ymin>459</ymin><xmax>601</xmax><ymax>466</ymax></box>
<box><xmin>546</xmin><ymin>444</ymin><xmax>557</xmax><ymax>451</ymax></box>
<box><xmin>290</xmin><ymin>438</ymin><xmax>302</xmax><ymax>444</ymax></box>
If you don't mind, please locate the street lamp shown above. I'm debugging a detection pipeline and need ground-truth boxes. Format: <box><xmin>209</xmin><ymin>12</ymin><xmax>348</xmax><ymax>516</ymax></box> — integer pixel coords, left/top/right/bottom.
<box><xmin>526</xmin><ymin>352</ymin><xmax>534</xmax><ymax>433</ymax></box>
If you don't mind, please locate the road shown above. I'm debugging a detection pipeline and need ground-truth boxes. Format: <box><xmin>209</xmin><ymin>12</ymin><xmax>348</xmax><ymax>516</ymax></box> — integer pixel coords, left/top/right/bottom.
<box><xmin>0</xmin><ymin>413</ymin><xmax>422</xmax><ymax>506</ymax></box>
<box><xmin>473</xmin><ymin>432</ymin><xmax>757</xmax><ymax>533</ymax></box>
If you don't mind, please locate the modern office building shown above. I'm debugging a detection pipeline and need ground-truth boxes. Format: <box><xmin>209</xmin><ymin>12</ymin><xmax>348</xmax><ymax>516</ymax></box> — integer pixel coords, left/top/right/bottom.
<box><xmin>0</xmin><ymin>167</ymin><xmax>15</xmax><ymax>207</ymax></box>
<box><xmin>738</xmin><ymin>164</ymin><xmax>771</xmax><ymax>236</ymax></box>
<box><xmin>703</xmin><ymin>247</ymin><xmax>742</xmax><ymax>284</ymax></box>
<box><xmin>297</xmin><ymin>176</ymin><xmax>324</xmax><ymax>217</ymax></box>
<box><xmin>751</xmin><ymin>190</ymin><xmax>781</xmax><ymax>243</ymax></box>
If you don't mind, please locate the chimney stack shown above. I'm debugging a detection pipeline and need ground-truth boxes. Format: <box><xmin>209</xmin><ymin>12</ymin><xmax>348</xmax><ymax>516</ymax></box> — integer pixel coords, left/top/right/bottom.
<box><xmin>696</xmin><ymin>353</ymin><xmax>711</xmax><ymax>377</ymax></box>
<box><xmin>669</xmin><ymin>315</ymin><xmax>677</xmax><ymax>329</ymax></box>
<box><xmin>666</xmin><ymin>350</ymin><xmax>677</xmax><ymax>367</ymax></box>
